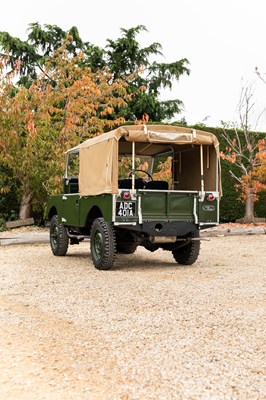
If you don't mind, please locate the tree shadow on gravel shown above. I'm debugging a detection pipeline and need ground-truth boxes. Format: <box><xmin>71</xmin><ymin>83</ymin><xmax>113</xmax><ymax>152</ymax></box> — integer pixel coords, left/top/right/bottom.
<box><xmin>62</xmin><ymin>248</ymin><xmax>197</xmax><ymax>271</ymax></box>
<box><xmin>65</xmin><ymin>252</ymin><xmax>89</xmax><ymax>259</ymax></box>
<box><xmin>112</xmin><ymin>253</ymin><xmax>196</xmax><ymax>271</ymax></box>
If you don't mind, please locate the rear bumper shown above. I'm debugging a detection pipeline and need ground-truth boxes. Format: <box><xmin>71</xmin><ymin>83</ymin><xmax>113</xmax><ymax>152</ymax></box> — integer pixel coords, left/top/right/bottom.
<box><xmin>115</xmin><ymin>221</ymin><xmax>198</xmax><ymax>237</ymax></box>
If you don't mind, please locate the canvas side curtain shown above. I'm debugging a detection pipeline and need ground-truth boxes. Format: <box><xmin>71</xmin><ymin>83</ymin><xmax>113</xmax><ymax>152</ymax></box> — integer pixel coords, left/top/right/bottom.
<box><xmin>79</xmin><ymin>138</ymin><xmax>118</xmax><ymax>196</ymax></box>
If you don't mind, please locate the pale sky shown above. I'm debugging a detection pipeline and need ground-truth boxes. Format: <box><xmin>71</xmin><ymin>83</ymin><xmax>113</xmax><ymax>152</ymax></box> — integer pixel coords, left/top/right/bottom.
<box><xmin>1</xmin><ymin>0</ymin><xmax>266</xmax><ymax>131</ymax></box>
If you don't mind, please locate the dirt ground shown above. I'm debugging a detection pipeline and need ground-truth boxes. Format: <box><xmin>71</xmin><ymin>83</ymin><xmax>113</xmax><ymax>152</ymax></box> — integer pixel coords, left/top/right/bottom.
<box><xmin>0</xmin><ymin>234</ymin><xmax>265</xmax><ymax>400</ymax></box>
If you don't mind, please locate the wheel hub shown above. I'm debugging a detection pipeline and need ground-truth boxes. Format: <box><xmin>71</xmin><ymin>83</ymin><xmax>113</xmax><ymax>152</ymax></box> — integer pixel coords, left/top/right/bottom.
<box><xmin>93</xmin><ymin>230</ymin><xmax>103</xmax><ymax>261</ymax></box>
<box><xmin>51</xmin><ymin>226</ymin><xmax>59</xmax><ymax>249</ymax></box>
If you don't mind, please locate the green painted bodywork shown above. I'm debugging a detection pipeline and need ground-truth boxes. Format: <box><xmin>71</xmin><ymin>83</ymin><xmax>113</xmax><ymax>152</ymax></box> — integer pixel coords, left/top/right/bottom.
<box><xmin>45</xmin><ymin>193</ymin><xmax>113</xmax><ymax>226</ymax></box>
<box><xmin>140</xmin><ymin>191</ymin><xmax>195</xmax><ymax>221</ymax></box>
<box><xmin>198</xmin><ymin>197</ymin><xmax>218</xmax><ymax>223</ymax></box>
<box><xmin>45</xmin><ymin>189</ymin><xmax>219</xmax><ymax>227</ymax></box>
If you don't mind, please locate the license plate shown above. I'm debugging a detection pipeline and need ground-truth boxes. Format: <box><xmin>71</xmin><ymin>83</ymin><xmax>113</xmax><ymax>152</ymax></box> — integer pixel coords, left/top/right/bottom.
<box><xmin>116</xmin><ymin>201</ymin><xmax>136</xmax><ymax>217</ymax></box>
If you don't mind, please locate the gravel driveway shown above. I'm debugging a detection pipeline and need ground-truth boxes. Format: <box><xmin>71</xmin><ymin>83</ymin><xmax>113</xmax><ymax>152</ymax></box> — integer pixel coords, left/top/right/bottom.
<box><xmin>0</xmin><ymin>235</ymin><xmax>265</xmax><ymax>400</ymax></box>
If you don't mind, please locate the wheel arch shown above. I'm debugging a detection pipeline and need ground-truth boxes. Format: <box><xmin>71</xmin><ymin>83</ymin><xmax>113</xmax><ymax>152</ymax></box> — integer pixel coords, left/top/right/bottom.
<box><xmin>85</xmin><ymin>206</ymin><xmax>103</xmax><ymax>233</ymax></box>
<box><xmin>48</xmin><ymin>206</ymin><xmax>57</xmax><ymax>220</ymax></box>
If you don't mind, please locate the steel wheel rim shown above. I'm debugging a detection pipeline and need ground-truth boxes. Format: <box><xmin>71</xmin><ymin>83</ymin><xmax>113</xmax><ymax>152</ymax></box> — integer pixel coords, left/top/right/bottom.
<box><xmin>93</xmin><ymin>230</ymin><xmax>103</xmax><ymax>261</ymax></box>
<box><xmin>51</xmin><ymin>225</ymin><xmax>59</xmax><ymax>250</ymax></box>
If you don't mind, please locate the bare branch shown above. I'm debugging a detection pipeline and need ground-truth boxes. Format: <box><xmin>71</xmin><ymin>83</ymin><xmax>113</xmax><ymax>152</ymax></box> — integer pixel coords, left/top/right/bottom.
<box><xmin>34</xmin><ymin>61</ymin><xmax>53</xmax><ymax>83</ymax></box>
<box><xmin>255</xmin><ymin>66</ymin><xmax>266</xmax><ymax>85</ymax></box>
<box><xmin>221</xmin><ymin>130</ymin><xmax>249</xmax><ymax>164</ymax></box>
<box><xmin>234</xmin><ymin>162</ymin><xmax>248</xmax><ymax>175</ymax></box>
<box><xmin>254</xmin><ymin>107</ymin><xmax>266</xmax><ymax>131</ymax></box>
<box><xmin>229</xmin><ymin>170</ymin><xmax>242</xmax><ymax>183</ymax></box>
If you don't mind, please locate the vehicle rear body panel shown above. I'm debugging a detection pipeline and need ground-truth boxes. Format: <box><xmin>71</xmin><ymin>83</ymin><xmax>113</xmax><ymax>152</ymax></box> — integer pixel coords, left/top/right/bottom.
<box><xmin>46</xmin><ymin>188</ymin><xmax>219</xmax><ymax>230</ymax></box>
<box><xmin>140</xmin><ymin>190</ymin><xmax>195</xmax><ymax>221</ymax></box>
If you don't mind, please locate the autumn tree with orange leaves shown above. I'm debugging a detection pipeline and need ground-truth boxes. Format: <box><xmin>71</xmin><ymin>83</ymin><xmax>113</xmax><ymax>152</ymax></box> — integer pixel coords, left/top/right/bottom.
<box><xmin>0</xmin><ymin>39</ymin><xmax>142</xmax><ymax>219</ymax></box>
<box><xmin>220</xmin><ymin>84</ymin><xmax>266</xmax><ymax>223</ymax></box>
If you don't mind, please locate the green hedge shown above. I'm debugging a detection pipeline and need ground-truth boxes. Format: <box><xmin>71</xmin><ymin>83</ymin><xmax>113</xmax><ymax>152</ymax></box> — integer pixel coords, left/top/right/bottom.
<box><xmin>192</xmin><ymin>125</ymin><xmax>266</xmax><ymax>221</ymax></box>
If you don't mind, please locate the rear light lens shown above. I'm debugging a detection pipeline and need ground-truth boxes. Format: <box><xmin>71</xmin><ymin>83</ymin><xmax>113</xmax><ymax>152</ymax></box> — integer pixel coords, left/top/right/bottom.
<box><xmin>122</xmin><ymin>191</ymin><xmax>131</xmax><ymax>200</ymax></box>
<box><xmin>207</xmin><ymin>194</ymin><xmax>215</xmax><ymax>201</ymax></box>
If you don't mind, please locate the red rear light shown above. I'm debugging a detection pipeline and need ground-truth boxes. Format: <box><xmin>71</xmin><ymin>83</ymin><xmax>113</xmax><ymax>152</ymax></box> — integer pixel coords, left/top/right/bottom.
<box><xmin>122</xmin><ymin>191</ymin><xmax>131</xmax><ymax>200</ymax></box>
<box><xmin>207</xmin><ymin>194</ymin><xmax>215</xmax><ymax>201</ymax></box>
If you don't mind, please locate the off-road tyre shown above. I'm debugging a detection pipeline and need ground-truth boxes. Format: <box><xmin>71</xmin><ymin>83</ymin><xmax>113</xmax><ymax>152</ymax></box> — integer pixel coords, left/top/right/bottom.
<box><xmin>50</xmin><ymin>215</ymin><xmax>69</xmax><ymax>256</ymax></box>
<box><xmin>172</xmin><ymin>230</ymin><xmax>200</xmax><ymax>265</ymax></box>
<box><xmin>90</xmin><ymin>218</ymin><xmax>116</xmax><ymax>270</ymax></box>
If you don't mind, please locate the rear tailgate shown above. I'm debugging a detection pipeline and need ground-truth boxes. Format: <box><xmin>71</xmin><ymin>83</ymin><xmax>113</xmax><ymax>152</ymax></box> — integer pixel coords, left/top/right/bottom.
<box><xmin>140</xmin><ymin>191</ymin><xmax>197</xmax><ymax>221</ymax></box>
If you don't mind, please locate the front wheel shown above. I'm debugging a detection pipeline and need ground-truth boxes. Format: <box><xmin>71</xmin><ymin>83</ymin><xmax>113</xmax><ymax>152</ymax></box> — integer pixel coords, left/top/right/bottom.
<box><xmin>90</xmin><ymin>218</ymin><xmax>116</xmax><ymax>270</ymax></box>
<box><xmin>172</xmin><ymin>230</ymin><xmax>200</xmax><ymax>265</ymax></box>
<box><xmin>50</xmin><ymin>215</ymin><xmax>69</xmax><ymax>256</ymax></box>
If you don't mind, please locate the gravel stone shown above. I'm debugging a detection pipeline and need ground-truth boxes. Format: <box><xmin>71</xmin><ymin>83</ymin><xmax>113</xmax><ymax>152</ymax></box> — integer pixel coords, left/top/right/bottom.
<box><xmin>0</xmin><ymin>235</ymin><xmax>265</xmax><ymax>399</ymax></box>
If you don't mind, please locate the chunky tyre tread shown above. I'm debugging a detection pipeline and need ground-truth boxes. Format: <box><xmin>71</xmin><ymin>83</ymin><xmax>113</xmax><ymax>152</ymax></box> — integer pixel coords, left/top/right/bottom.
<box><xmin>50</xmin><ymin>215</ymin><xmax>69</xmax><ymax>256</ymax></box>
<box><xmin>90</xmin><ymin>218</ymin><xmax>116</xmax><ymax>270</ymax></box>
<box><xmin>172</xmin><ymin>230</ymin><xmax>200</xmax><ymax>265</ymax></box>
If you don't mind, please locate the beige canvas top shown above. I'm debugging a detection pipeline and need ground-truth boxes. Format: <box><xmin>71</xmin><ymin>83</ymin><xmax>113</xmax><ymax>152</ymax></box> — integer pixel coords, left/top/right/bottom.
<box><xmin>67</xmin><ymin>125</ymin><xmax>221</xmax><ymax>196</ymax></box>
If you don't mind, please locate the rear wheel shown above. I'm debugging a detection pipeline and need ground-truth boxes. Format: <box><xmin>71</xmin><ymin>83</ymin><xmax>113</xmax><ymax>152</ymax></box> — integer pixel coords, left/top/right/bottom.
<box><xmin>50</xmin><ymin>215</ymin><xmax>69</xmax><ymax>256</ymax></box>
<box><xmin>172</xmin><ymin>230</ymin><xmax>200</xmax><ymax>265</ymax></box>
<box><xmin>90</xmin><ymin>218</ymin><xmax>116</xmax><ymax>270</ymax></box>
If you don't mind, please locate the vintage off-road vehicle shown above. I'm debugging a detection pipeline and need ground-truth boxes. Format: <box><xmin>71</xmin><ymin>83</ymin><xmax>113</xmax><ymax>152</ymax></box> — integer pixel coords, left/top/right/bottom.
<box><xmin>44</xmin><ymin>124</ymin><xmax>221</xmax><ymax>270</ymax></box>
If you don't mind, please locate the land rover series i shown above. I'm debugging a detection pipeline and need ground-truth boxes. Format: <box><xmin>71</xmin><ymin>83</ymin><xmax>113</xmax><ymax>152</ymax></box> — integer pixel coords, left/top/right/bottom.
<box><xmin>44</xmin><ymin>124</ymin><xmax>221</xmax><ymax>270</ymax></box>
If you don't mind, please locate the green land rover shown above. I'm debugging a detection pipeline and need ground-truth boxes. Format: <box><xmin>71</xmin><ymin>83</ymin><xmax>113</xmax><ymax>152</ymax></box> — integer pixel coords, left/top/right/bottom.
<box><xmin>44</xmin><ymin>124</ymin><xmax>222</xmax><ymax>270</ymax></box>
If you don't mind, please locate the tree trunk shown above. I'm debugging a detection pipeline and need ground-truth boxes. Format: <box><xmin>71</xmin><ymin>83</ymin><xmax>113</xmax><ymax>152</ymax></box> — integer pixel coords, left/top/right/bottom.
<box><xmin>19</xmin><ymin>190</ymin><xmax>33</xmax><ymax>220</ymax></box>
<box><xmin>243</xmin><ymin>190</ymin><xmax>255</xmax><ymax>223</ymax></box>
